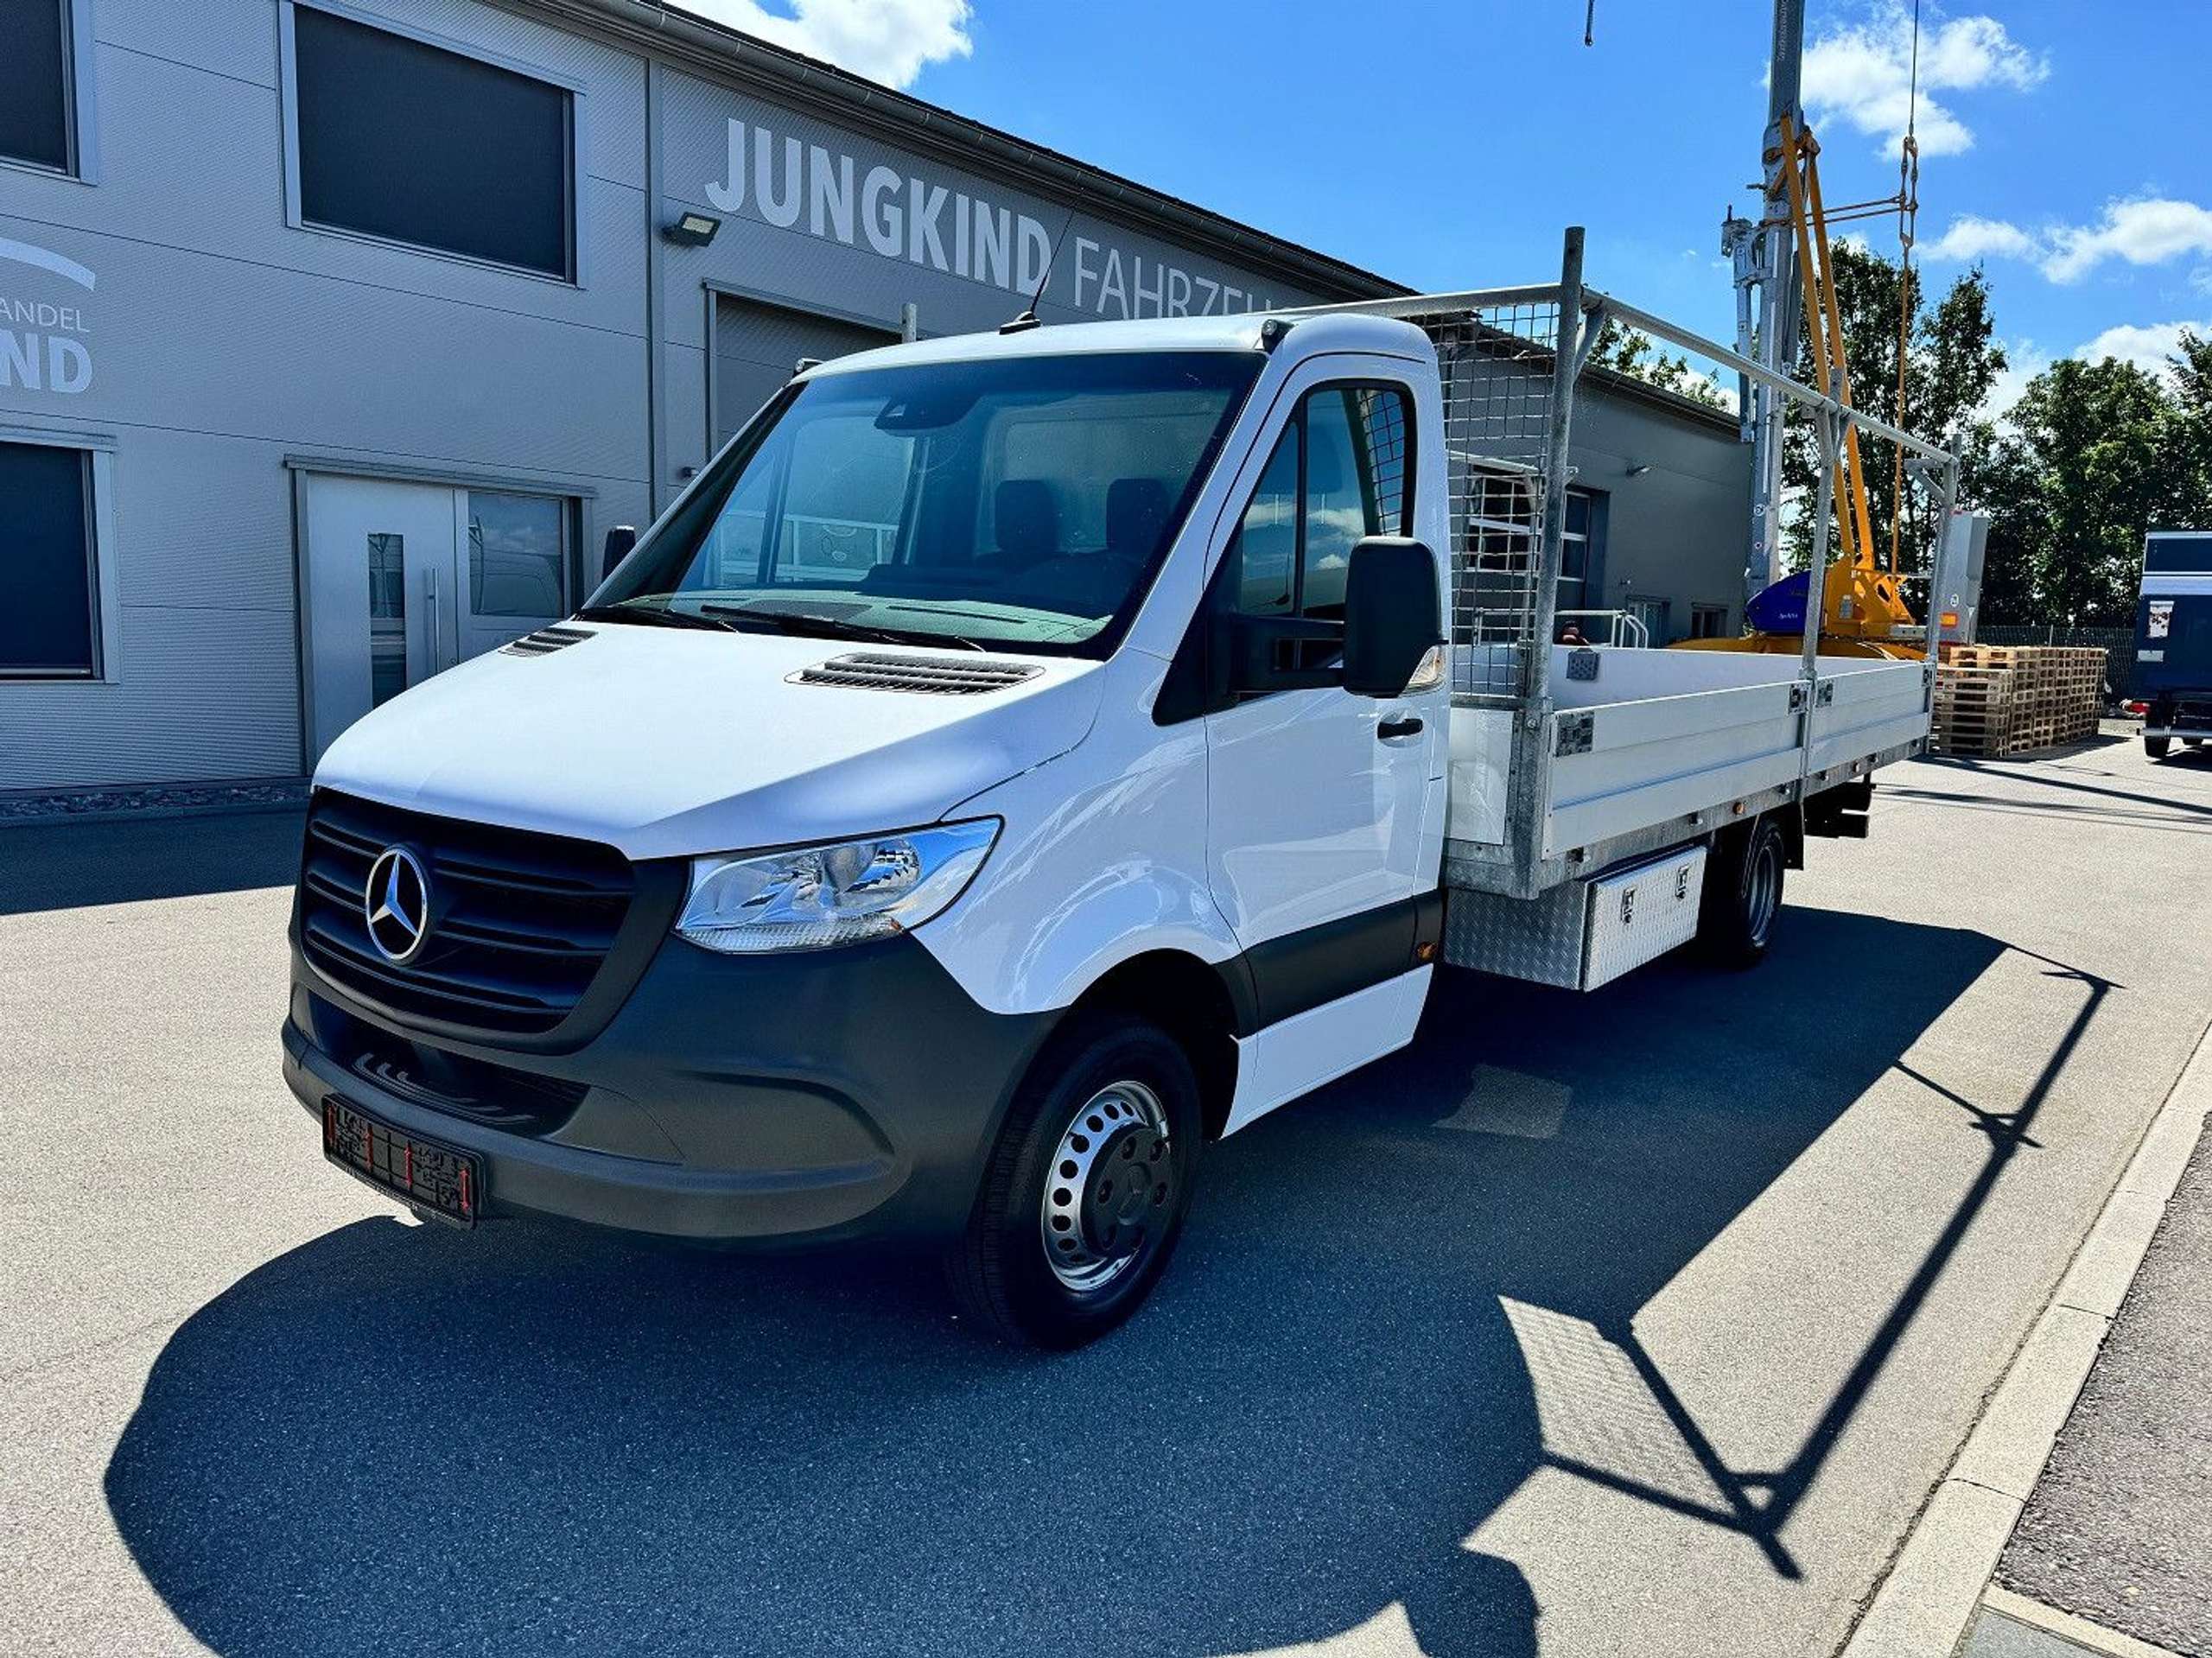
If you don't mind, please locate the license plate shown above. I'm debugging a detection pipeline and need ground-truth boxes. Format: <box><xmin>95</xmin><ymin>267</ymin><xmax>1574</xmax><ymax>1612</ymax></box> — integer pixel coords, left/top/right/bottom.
<box><xmin>322</xmin><ymin>1097</ymin><xmax>482</xmax><ymax>1228</ymax></box>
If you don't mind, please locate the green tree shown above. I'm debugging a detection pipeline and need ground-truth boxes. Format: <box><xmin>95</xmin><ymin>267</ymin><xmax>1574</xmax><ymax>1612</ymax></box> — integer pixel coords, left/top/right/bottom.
<box><xmin>1588</xmin><ymin>318</ymin><xmax>1730</xmax><ymax>410</ymax></box>
<box><xmin>2167</xmin><ymin>328</ymin><xmax>2212</xmax><ymax>509</ymax></box>
<box><xmin>1980</xmin><ymin>356</ymin><xmax>2191</xmax><ymax>626</ymax></box>
<box><xmin>1779</xmin><ymin>243</ymin><xmax>2005</xmax><ymax>584</ymax></box>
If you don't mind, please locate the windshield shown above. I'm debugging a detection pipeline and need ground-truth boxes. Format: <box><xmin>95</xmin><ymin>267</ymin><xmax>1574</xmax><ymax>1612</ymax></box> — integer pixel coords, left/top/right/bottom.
<box><xmin>595</xmin><ymin>349</ymin><xmax>1262</xmax><ymax>656</ymax></box>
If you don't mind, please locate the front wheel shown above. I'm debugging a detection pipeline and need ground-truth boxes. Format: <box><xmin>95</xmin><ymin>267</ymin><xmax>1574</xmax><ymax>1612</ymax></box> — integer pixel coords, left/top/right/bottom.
<box><xmin>947</xmin><ymin>1013</ymin><xmax>1202</xmax><ymax>1349</ymax></box>
<box><xmin>2146</xmin><ymin>735</ymin><xmax>2171</xmax><ymax>759</ymax></box>
<box><xmin>1698</xmin><ymin>814</ymin><xmax>1786</xmax><ymax>969</ymax></box>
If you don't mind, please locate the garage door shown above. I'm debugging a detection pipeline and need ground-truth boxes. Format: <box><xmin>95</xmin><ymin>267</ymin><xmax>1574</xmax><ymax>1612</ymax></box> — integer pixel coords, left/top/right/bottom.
<box><xmin>713</xmin><ymin>295</ymin><xmax>898</xmax><ymax>450</ymax></box>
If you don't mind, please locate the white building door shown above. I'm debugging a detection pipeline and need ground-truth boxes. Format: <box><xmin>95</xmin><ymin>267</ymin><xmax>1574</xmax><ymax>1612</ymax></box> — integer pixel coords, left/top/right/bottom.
<box><xmin>303</xmin><ymin>475</ymin><xmax>569</xmax><ymax>759</ymax></box>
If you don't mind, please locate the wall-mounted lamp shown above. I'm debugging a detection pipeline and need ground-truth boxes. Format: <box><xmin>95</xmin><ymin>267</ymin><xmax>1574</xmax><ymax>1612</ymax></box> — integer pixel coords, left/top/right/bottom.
<box><xmin>1625</xmin><ymin>463</ymin><xmax>1654</xmax><ymax>478</ymax></box>
<box><xmin>664</xmin><ymin>211</ymin><xmax>721</xmax><ymax>247</ymax></box>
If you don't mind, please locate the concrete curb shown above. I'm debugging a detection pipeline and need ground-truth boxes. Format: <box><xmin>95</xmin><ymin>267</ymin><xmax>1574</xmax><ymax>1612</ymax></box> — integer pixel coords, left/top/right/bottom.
<box><xmin>1837</xmin><ymin>1015</ymin><xmax>2212</xmax><ymax>1658</ymax></box>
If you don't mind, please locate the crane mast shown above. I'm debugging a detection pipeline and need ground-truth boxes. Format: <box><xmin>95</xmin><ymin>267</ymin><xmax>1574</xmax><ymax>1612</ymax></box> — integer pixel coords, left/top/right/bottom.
<box><xmin>1726</xmin><ymin>0</ymin><xmax>1807</xmax><ymax>604</ymax></box>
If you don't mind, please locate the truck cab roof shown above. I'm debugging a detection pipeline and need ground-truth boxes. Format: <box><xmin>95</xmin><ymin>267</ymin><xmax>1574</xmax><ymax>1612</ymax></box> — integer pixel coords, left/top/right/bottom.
<box><xmin>798</xmin><ymin>308</ymin><xmax>1434</xmax><ymax>378</ymax></box>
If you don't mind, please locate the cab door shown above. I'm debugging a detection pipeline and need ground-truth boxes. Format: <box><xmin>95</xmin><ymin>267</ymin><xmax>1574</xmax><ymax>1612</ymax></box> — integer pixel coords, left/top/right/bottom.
<box><xmin>1198</xmin><ymin>362</ymin><xmax>1448</xmax><ymax>972</ymax></box>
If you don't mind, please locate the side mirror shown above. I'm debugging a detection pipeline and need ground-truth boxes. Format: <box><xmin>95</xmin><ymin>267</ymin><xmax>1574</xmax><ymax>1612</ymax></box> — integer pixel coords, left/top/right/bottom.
<box><xmin>1342</xmin><ymin>537</ymin><xmax>1443</xmax><ymax>697</ymax></box>
<box><xmin>601</xmin><ymin>524</ymin><xmax>638</xmax><ymax>582</ymax></box>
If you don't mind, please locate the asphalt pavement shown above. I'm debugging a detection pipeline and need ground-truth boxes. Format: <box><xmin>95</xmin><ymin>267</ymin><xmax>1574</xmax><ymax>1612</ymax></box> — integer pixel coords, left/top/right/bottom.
<box><xmin>3</xmin><ymin>732</ymin><xmax>2210</xmax><ymax>1658</ymax></box>
<box><xmin>1994</xmin><ymin>1111</ymin><xmax>2212</xmax><ymax>1656</ymax></box>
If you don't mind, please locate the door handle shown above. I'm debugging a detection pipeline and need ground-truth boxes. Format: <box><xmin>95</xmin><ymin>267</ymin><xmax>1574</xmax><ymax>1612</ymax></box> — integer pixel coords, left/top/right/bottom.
<box><xmin>424</xmin><ymin>564</ymin><xmax>440</xmax><ymax>667</ymax></box>
<box><xmin>1377</xmin><ymin>715</ymin><xmax>1425</xmax><ymax>741</ymax></box>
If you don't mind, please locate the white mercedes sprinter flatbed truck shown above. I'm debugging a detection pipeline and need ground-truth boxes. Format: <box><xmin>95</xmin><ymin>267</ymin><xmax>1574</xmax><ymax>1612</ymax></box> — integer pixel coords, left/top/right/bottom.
<box><xmin>286</xmin><ymin>231</ymin><xmax>1961</xmax><ymax>1345</ymax></box>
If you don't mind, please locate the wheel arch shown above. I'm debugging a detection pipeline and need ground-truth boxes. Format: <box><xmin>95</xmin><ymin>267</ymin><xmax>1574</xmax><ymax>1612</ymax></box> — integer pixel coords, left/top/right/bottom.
<box><xmin>1062</xmin><ymin>950</ymin><xmax>1243</xmax><ymax>1142</ymax></box>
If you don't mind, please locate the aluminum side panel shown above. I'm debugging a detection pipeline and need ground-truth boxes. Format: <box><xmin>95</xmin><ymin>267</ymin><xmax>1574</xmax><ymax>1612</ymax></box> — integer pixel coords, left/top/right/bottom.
<box><xmin>1543</xmin><ymin>680</ymin><xmax>1802</xmax><ymax>857</ymax></box>
<box><xmin>1806</xmin><ymin>660</ymin><xmax>1933</xmax><ymax>775</ymax></box>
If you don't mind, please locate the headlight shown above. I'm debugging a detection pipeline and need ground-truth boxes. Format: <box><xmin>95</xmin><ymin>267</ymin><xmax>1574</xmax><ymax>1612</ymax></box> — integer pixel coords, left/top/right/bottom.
<box><xmin>675</xmin><ymin>819</ymin><xmax>999</xmax><ymax>954</ymax></box>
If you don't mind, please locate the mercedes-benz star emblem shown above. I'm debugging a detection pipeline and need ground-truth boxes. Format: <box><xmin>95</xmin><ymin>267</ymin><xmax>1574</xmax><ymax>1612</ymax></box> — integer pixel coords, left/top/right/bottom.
<box><xmin>364</xmin><ymin>846</ymin><xmax>431</xmax><ymax>964</ymax></box>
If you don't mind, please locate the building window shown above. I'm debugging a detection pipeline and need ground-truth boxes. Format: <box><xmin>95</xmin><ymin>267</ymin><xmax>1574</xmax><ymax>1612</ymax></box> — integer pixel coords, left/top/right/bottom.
<box><xmin>1690</xmin><ymin>602</ymin><xmax>1732</xmax><ymax>639</ymax></box>
<box><xmin>288</xmin><ymin>4</ymin><xmax>575</xmax><ymax>280</ymax></box>
<box><xmin>1559</xmin><ymin>489</ymin><xmax>1594</xmax><ymax>615</ymax></box>
<box><xmin>467</xmin><ymin>490</ymin><xmax>569</xmax><ymax>617</ymax></box>
<box><xmin>1461</xmin><ymin>472</ymin><xmax>1604</xmax><ymax>644</ymax></box>
<box><xmin>0</xmin><ymin>438</ymin><xmax>99</xmax><ymax>677</ymax></box>
<box><xmin>1</xmin><ymin>0</ymin><xmax>77</xmax><ymax>175</ymax></box>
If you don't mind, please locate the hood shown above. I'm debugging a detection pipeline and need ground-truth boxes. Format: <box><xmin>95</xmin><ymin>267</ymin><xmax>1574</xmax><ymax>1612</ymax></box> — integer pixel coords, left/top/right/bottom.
<box><xmin>315</xmin><ymin>625</ymin><xmax>1106</xmax><ymax>861</ymax></box>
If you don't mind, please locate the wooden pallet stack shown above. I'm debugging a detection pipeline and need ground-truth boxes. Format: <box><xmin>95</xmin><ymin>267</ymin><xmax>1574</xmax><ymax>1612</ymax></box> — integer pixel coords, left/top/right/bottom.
<box><xmin>1931</xmin><ymin>645</ymin><xmax>2107</xmax><ymax>756</ymax></box>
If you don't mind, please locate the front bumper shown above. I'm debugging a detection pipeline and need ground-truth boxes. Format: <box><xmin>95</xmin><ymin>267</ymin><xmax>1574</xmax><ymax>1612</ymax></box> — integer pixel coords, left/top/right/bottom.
<box><xmin>285</xmin><ymin>929</ymin><xmax>1058</xmax><ymax>1246</ymax></box>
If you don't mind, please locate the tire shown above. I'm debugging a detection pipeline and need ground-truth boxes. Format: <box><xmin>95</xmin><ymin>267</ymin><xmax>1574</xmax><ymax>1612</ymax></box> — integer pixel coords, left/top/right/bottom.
<box><xmin>2146</xmin><ymin>735</ymin><xmax>2171</xmax><ymax>759</ymax></box>
<box><xmin>946</xmin><ymin>1012</ymin><xmax>1203</xmax><ymax>1349</ymax></box>
<box><xmin>1697</xmin><ymin>814</ymin><xmax>1786</xmax><ymax>969</ymax></box>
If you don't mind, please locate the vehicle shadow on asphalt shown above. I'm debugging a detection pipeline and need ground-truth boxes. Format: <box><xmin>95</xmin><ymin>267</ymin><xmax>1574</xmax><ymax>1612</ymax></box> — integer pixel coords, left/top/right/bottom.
<box><xmin>0</xmin><ymin>810</ymin><xmax>306</xmax><ymax>916</ymax></box>
<box><xmin>105</xmin><ymin>909</ymin><xmax>2012</xmax><ymax>1658</ymax></box>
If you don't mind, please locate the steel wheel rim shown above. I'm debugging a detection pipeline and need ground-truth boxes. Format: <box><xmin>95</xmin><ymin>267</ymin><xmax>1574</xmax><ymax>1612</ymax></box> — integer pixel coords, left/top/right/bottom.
<box><xmin>1039</xmin><ymin>1080</ymin><xmax>1173</xmax><ymax>1293</ymax></box>
<box><xmin>1745</xmin><ymin>838</ymin><xmax>1781</xmax><ymax>946</ymax></box>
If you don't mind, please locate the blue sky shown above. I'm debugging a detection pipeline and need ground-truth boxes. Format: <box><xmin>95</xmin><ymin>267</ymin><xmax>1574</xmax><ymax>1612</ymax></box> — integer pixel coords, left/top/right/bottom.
<box><xmin>693</xmin><ymin>1</ymin><xmax>2212</xmax><ymax>414</ymax></box>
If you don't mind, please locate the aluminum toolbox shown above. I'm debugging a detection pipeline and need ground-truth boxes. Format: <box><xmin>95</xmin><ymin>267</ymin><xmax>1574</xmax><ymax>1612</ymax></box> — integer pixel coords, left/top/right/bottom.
<box><xmin>1444</xmin><ymin>844</ymin><xmax>1707</xmax><ymax>989</ymax></box>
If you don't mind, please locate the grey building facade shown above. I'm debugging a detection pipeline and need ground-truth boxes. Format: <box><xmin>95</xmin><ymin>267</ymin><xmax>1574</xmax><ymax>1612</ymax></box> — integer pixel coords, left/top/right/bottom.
<box><xmin>0</xmin><ymin>0</ymin><xmax>1746</xmax><ymax>794</ymax></box>
<box><xmin>1568</xmin><ymin>368</ymin><xmax>1754</xmax><ymax>646</ymax></box>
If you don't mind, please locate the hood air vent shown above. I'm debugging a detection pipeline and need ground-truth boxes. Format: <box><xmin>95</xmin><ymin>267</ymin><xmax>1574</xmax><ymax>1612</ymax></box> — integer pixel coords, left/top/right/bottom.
<box><xmin>791</xmin><ymin>652</ymin><xmax>1045</xmax><ymax>696</ymax></box>
<box><xmin>500</xmin><ymin>625</ymin><xmax>595</xmax><ymax>658</ymax></box>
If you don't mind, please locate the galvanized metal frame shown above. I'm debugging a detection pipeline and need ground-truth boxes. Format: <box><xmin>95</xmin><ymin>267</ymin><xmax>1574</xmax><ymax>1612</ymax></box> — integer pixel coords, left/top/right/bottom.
<box><xmin>1291</xmin><ymin>226</ymin><xmax>1963</xmax><ymax>899</ymax></box>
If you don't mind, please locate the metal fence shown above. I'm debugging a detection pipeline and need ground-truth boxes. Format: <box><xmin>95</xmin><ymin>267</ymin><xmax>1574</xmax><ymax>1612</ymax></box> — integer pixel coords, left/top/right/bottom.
<box><xmin>1974</xmin><ymin>625</ymin><xmax>2134</xmax><ymax>698</ymax></box>
<box><xmin>1289</xmin><ymin>227</ymin><xmax>1963</xmax><ymax>897</ymax></box>
<box><xmin>1419</xmin><ymin>301</ymin><xmax>1564</xmax><ymax>696</ymax></box>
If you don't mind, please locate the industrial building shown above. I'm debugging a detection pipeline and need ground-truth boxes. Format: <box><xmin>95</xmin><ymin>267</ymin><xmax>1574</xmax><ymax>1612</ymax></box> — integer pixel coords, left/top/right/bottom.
<box><xmin>0</xmin><ymin>0</ymin><xmax>1749</xmax><ymax>793</ymax></box>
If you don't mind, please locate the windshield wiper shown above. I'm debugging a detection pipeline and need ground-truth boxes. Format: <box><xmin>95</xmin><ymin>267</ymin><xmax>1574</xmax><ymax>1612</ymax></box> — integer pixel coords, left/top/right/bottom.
<box><xmin>697</xmin><ymin>603</ymin><xmax>985</xmax><ymax>652</ymax></box>
<box><xmin>572</xmin><ymin>601</ymin><xmax>738</xmax><ymax>633</ymax></box>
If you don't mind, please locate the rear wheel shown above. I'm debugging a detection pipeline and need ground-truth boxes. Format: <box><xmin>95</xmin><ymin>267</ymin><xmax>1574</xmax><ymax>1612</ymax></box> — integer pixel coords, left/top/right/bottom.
<box><xmin>2146</xmin><ymin>735</ymin><xmax>2171</xmax><ymax>759</ymax></box>
<box><xmin>947</xmin><ymin>1013</ymin><xmax>1201</xmax><ymax>1349</ymax></box>
<box><xmin>1698</xmin><ymin>814</ymin><xmax>1786</xmax><ymax>969</ymax></box>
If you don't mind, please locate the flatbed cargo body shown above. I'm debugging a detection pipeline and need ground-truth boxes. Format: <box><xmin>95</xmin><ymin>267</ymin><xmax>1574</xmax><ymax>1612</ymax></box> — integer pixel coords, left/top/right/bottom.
<box><xmin>1443</xmin><ymin>645</ymin><xmax>1930</xmax><ymax>894</ymax></box>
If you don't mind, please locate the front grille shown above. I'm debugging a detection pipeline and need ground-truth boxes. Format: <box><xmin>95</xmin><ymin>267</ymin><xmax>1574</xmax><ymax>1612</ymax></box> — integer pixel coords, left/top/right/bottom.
<box><xmin>791</xmin><ymin>651</ymin><xmax>1044</xmax><ymax>695</ymax></box>
<box><xmin>499</xmin><ymin>624</ymin><xmax>595</xmax><ymax>657</ymax></box>
<box><xmin>300</xmin><ymin>791</ymin><xmax>634</xmax><ymax>1037</ymax></box>
<box><xmin>312</xmin><ymin>994</ymin><xmax>590</xmax><ymax>1134</ymax></box>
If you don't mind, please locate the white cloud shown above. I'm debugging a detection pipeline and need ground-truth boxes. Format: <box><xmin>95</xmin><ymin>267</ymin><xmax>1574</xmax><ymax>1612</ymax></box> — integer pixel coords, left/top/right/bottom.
<box><xmin>676</xmin><ymin>0</ymin><xmax>971</xmax><ymax>88</ymax></box>
<box><xmin>2041</xmin><ymin>198</ymin><xmax>2212</xmax><ymax>283</ymax></box>
<box><xmin>1921</xmin><ymin>214</ymin><xmax>2037</xmax><ymax>263</ymax></box>
<box><xmin>1913</xmin><ymin>199</ymin><xmax>2212</xmax><ymax>288</ymax></box>
<box><xmin>1982</xmin><ymin>337</ymin><xmax>2049</xmax><ymax>424</ymax></box>
<box><xmin>1802</xmin><ymin>4</ymin><xmax>2047</xmax><ymax>158</ymax></box>
<box><xmin>2072</xmin><ymin>320</ymin><xmax>2209</xmax><ymax>382</ymax></box>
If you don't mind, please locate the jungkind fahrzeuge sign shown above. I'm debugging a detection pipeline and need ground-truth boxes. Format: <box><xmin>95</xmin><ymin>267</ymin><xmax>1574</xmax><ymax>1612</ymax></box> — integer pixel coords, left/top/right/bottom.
<box><xmin>0</xmin><ymin>236</ymin><xmax>94</xmax><ymax>396</ymax></box>
<box><xmin>703</xmin><ymin>117</ymin><xmax>1283</xmax><ymax>321</ymax></box>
